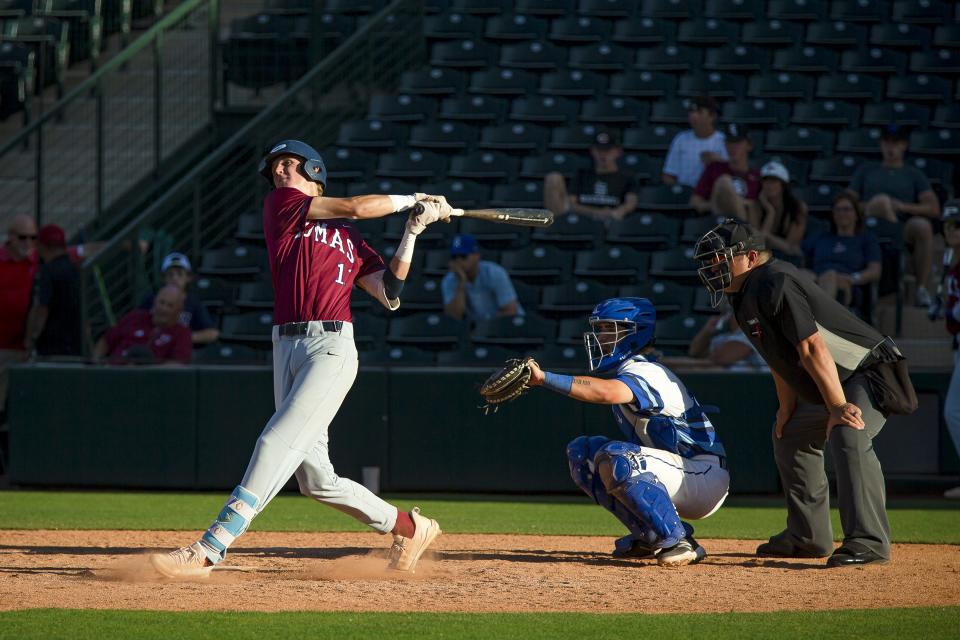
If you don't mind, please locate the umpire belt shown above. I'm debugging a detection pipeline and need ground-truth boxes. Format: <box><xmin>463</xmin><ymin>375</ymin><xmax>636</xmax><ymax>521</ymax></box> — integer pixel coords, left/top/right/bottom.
<box><xmin>275</xmin><ymin>321</ymin><xmax>345</xmax><ymax>338</ymax></box>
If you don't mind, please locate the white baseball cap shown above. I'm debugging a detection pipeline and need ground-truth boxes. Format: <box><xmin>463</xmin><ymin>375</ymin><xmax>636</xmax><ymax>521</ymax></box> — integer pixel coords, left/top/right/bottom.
<box><xmin>161</xmin><ymin>252</ymin><xmax>192</xmax><ymax>273</ymax></box>
<box><xmin>760</xmin><ymin>160</ymin><xmax>790</xmax><ymax>183</ymax></box>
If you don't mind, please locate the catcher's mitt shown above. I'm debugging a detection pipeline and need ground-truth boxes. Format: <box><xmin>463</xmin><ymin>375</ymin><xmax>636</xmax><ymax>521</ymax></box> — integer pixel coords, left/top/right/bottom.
<box><xmin>479</xmin><ymin>357</ymin><xmax>537</xmax><ymax>414</ymax></box>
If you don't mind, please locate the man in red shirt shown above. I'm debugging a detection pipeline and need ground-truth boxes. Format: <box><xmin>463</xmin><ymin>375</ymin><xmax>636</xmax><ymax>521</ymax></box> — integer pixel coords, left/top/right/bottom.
<box><xmin>690</xmin><ymin>123</ymin><xmax>760</xmax><ymax>222</ymax></box>
<box><xmin>152</xmin><ymin>140</ymin><xmax>456</xmax><ymax>579</ymax></box>
<box><xmin>0</xmin><ymin>214</ymin><xmax>38</xmax><ymax>423</ymax></box>
<box><xmin>93</xmin><ymin>284</ymin><xmax>193</xmax><ymax>364</ymax></box>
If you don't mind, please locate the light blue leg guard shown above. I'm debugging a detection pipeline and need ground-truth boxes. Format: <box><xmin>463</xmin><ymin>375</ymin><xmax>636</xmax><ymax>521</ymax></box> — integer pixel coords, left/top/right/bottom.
<box><xmin>199</xmin><ymin>485</ymin><xmax>260</xmax><ymax>564</ymax></box>
<box><xmin>594</xmin><ymin>441</ymin><xmax>686</xmax><ymax>550</ymax></box>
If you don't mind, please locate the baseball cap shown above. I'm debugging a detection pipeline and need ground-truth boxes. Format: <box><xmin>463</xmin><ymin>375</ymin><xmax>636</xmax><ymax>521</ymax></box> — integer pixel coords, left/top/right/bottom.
<box><xmin>722</xmin><ymin>122</ymin><xmax>750</xmax><ymax>142</ymax></box>
<box><xmin>450</xmin><ymin>233</ymin><xmax>478</xmax><ymax>257</ymax></box>
<box><xmin>592</xmin><ymin>128</ymin><xmax>620</xmax><ymax>149</ymax></box>
<box><xmin>881</xmin><ymin>123</ymin><xmax>909</xmax><ymax>141</ymax></box>
<box><xmin>36</xmin><ymin>224</ymin><xmax>66</xmax><ymax>247</ymax></box>
<box><xmin>161</xmin><ymin>252</ymin><xmax>192</xmax><ymax>273</ymax></box>
<box><xmin>760</xmin><ymin>159</ymin><xmax>790</xmax><ymax>183</ymax></box>
<box><xmin>688</xmin><ymin>94</ymin><xmax>719</xmax><ymax>113</ymax></box>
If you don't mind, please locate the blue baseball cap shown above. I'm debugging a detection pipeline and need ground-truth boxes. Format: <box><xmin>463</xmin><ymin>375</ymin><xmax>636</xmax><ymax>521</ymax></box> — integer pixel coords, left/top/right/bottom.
<box><xmin>450</xmin><ymin>233</ymin><xmax>478</xmax><ymax>256</ymax></box>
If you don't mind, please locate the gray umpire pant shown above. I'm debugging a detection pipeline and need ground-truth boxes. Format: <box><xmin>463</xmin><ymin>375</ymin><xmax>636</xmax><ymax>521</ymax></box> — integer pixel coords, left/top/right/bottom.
<box><xmin>772</xmin><ymin>373</ymin><xmax>891</xmax><ymax>559</ymax></box>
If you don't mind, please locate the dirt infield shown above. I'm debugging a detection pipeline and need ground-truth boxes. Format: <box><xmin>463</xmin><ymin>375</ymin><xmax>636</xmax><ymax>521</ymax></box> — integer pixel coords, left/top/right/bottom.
<box><xmin>1</xmin><ymin>530</ymin><xmax>958</xmax><ymax>613</ymax></box>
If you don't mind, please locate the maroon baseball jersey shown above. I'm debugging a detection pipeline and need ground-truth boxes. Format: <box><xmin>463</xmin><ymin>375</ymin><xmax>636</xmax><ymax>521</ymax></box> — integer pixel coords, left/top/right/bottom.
<box><xmin>104</xmin><ymin>309</ymin><xmax>193</xmax><ymax>363</ymax></box>
<box><xmin>693</xmin><ymin>162</ymin><xmax>761</xmax><ymax>201</ymax></box>
<box><xmin>263</xmin><ymin>187</ymin><xmax>386</xmax><ymax>324</ymax></box>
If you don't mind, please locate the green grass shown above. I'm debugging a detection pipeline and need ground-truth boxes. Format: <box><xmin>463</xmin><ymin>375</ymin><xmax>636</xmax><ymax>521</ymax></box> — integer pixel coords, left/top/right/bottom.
<box><xmin>1</xmin><ymin>490</ymin><xmax>958</xmax><ymax>544</ymax></box>
<box><xmin>2</xmin><ymin>608</ymin><xmax>958</xmax><ymax>640</ymax></box>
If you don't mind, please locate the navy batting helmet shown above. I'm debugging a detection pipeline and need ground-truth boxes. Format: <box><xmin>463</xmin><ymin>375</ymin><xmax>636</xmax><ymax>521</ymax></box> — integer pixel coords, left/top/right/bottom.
<box><xmin>259</xmin><ymin>140</ymin><xmax>327</xmax><ymax>188</ymax></box>
<box><xmin>584</xmin><ymin>297</ymin><xmax>656</xmax><ymax>373</ymax></box>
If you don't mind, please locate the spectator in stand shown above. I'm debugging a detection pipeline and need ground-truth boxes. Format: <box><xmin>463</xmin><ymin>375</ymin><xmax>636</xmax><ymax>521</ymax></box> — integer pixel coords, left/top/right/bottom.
<box><xmin>543</xmin><ymin>128</ymin><xmax>639</xmax><ymax>224</ymax></box>
<box><xmin>0</xmin><ymin>214</ymin><xmax>38</xmax><ymax>419</ymax></box>
<box><xmin>24</xmin><ymin>225</ymin><xmax>81</xmax><ymax>357</ymax></box>
<box><xmin>138</xmin><ymin>252</ymin><xmax>219</xmax><ymax>345</ymax></box>
<box><xmin>94</xmin><ymin>284</ymin><xmax>193</xmax><ymax>364</ymax></box>
<box><xmin>938</xmin><ymin>199</ymin><xmax>960</xmax><ymax>500</ymax></box>
<box><xmin>690</xmin><ymin>123</ymin><xmax>760</xmax><ymax>221</ymax></box>
<box><xmin>662</xmin><ymin>309</ymin><xmax>764</xmax><ymax>372</ymax></box>
<box><xmin>749</xmin><ymin>160</ymin><xmax>808</xmax><ymax>259</ymax></box>
<box><xmin>807</xmin><ymin>191</ymin><xmax>882</xmax><ymax>316</ymax></box>
<box><xmin>442</xmin><ymin>233</ymin><xmax>523</xmax><ymax>322</ymax></box>
<box><xmin>849</xmin><ymin>123</ymin><xmax>939</xmax><ymax>307</ymax></box>
<box><xmin>662</xmin><ymin>94</ymin><xmax>727</xmax><ymax>188</ymax></box>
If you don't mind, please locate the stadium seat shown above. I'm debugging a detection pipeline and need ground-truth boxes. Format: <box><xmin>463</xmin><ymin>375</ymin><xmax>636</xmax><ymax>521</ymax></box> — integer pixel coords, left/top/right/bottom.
<box><xmin>323</xmin><ymin>147</ymin><xmax>378</xmax><ymax>179</ymax></box>
<box><xmin>557</xmin><ymin>317</ymin><xmax>590</xmax><ymax>345</ymax></box>
<box><xmin>634</xmin><ymin>44</ymin><xmax>701</xmax><ymax>72</ymax></box>
<box><xmin>367</xmin><ymin>94</ymin><xmax>436</xmax><ymax>122</ymax></box>
<box><xmin>431</xmin><ymin>39</ymin><xmax>497</xmax><ymax>68</ymax></box>
<box><xmin>516</xmin><ymin>0</ymin><xmax>576</xmax><ymax>16</ymax></box>
<box><xmin>910</xmin><ymin>49</ymin><xmax>960</xmax><ymax>75</ymax></box>
<box><xmin>748</xmin><ymin>72</ymin><xmax>813</xmax><ymax>99</ymax></box>
<box><xmin>549</xmin><ymin>124</ymin><xmax>609</xmax><ymax>150</ymax></box>
<box><xmin>796</xmin><ymin>183</ymin><xmax>837</xmax><ymax>214</ymax></box>
<box><xmin>539</xmin><ymin>69</ymin><xmax>608</xmax><ymax>97</ymax></box>
<box><xmin>741</xmin><ymin>19</ymin><xmax>803</xmax><ymax>46</ymax></box>
<box><xmin>621</xmin><ymin>153</ymin><xmax>661</xmax><ymax>181</ymax></box>
<box><xmin>548</xmin><ymin>15</ymin><xmax>612</xmax><ymax>43</ymax></box>
<box><xmin>656</xmin><ymin>314</ymin><xmax>708</xmax><ymax>354</ymax></box>
<box><xmin>387</xmin><ymin>312</ymin><xmax>465</xmax><ymax>347</ymax></box>
<box><xmin>809</xmin><ymin>155</ymin><xmax>860</xmax><ymax>183</ymax></box>
<box><xmin>721</xmin><ymin>99</ymin><xmax>789</xmax><ymax>127</ymax></box>
<box><xmin>909</xmin><ymin>157</ymin><xmax>952</xmax><ymax>187</ymax></box>
<box><xmin>529</xmin><ymin>343</ymin><xmax>586</xmax><ymax>368</ymax></box>
<box><xmin>469</xmin><ymin>67</ymin><xmax>538</xmax><ymax>96</ymax></box>
<box><xmin>194</xmin><ymin>277</ymin><xmax>237</xmax><ymax>312</ymax></box>
<box><xmin>841</xmin><ymin>48</ymin><xmax>907</xmax><ymax>75</ymax></box>
<box><xmin>790</xmin><ymin>100</ymin><xmax>859</xmax><ymax>127</ymax></box>
<box><xmin>222</xmin><ymin>14</ymin><xmax>310</xmax><ymax>89</ymax></box>
<box><xmin>377</xmin><ymin>150</ymin><xmax>449</xmax><ymax>178</ymax></box>
<box><xmin>235</xmin><ymin>280</ymin><xmax>275</xmax><ymax>310</ymax></box>
<box><xmin>323</xmin><ymin>0</ymin><xmax>387</xmax><ymax>13</ymax></box>
<box><xmin>704</xmin><ymin>0</ymin><xmax>761</xmax><ymax>20</ymax></box>
<box><xmin>409</xmin><ymin>122</ymin><xmax>478</xmax><ymax>150</ymax></box>
<box><xmin>420</xmin><ymin>249</ymin><xmax>452</xmax><ymax>277</ymax></box>
<box><xmin>887</xmin><ymin>75</ymin><xmax>952</xmax><ymax>102</ymax></box>
<box><xmin>510</xmin><ymin>95</ymin><xmax>580</xmax><ymax>123</ymax></box>
<box><xmin>680</xmin><ymin>214</ymin><xmax>726</xmax><ymax>243</ymax></box>
<box><xmin>450</xmin><ymin>0</ymin><xmax>509</xmax><ymax>14</ymax></box>
<box><xmin>623</xmin><ymin>125</ymin><xmax>680</xmax><ymax>152</ymax></box>
<box><xmin>569</xmin><ymin>43</ymin><xmax>632</xmax><ymax>71</ymax></box>
<box><xmin>500</xmin><ymin>244</ymin><xmax>573</xmax><ymax>282</ymax></box>
<box><xmin>263</xmin><ymin>0</ymin><xmax>316</xmax><ymax>16</ymax></box>
<box><xmin>199</xmin><ymin>245</ymin><xmax>268</xmax><ymax>277</ymax></box>
<box><xmin>635</xmin><ymin>185</ymin><xmax>693</xmax><ymax>212</ymax></box>
<box><xmin>677</xmin><ymin>71</ymin><xmax>743</xmax><ymax>99</ymax></box>
<box><xmin>932</xmin><ymin>105</ymin><xmax>960</xmax><ymax>130</ymax></box>
<box><xmin>933</xmin><ymin>25</ymin><xmax>960</xmax><ymax>49</ymax></box>
<box><xmin>765</xmin><ymin>127</ymin><xmax>834</xmax><ymax>154</ymax></box>
<box><xmin>611</xmin><ymin>16</ymin><xmax>676</xmax><ymax>45</ymax></box>
<box><xmin>193</xmin><ymin>343</ymin><xmax>266</xmax><ymax>365</ymax></box>
<box><xmin>336</xmin><ymin>119</ymin><xmax>401</xmax><ymax>149</ymax></box>
<box><xmin>909</xmin><ymin>129</ymin><xmax>960</xmax><ymax>156</ymax></box>
<box><xmin>361</xmin><ymin>346</ymin><xmax>437</xmax><ymax>366</ymax></box>
<box><xmin>520</xmin><ymin>151</ymin><xmax>592</xmax><ymax>178</ymax></box>
<box><xmin>861</xmin><ymin>102</ymin><xmax>930</xmax><ymax>128</ymax></box>
<box><xmin>490</xmin><ymin>181</ymin><xmax>545</xmax><ymax>207</ymax></box>
<box><xmin>530</xmin><ymin>212</ymin><xmax>602</xmax><ymax>245</ymax></box>
<box><xmin>398</xmin><ymin>67</ymin><xmax>468</xmax><ymax>95</ymax></box>
<box><xmin>704</xmin><ymin>45</ymin><xmax>767</xmax><ymax>73</ymax></box>
<box><xmin>580</xmin><ymin>96</ymin><xmax>647</xmax><ymax>124</ymax></box>
<box><xmin>815</xmin><ymin>74</ymin><xmax>882</xmax><ymax>101</ymax></box>
<box><xmin>437</xmin><ymin>344</ymin><xmax>528</xmax><ymax>366</ymax></box>
<box><xmin>620</xmin><ymin>280</ymin><xmax>693</xmax><ymax>316</ymax></box>
<box><xmin>351</xmin><ymin>315</ymin><xmax>388</xmax><ymax>350</ymax></box>
<box><xmin>678</xmin><ymin>18</ymin><xmax>739</xmax><ymax>45</ymax></box>
<box><xmin>829</xmin><ymin>0</ymin><xmax>888</xmax><ymax>23</ymax></box>
<box><xmin>220</xmin><ymin>311</ymin><xmax>274</xmax><ymax>344</ymax></box>
<box><xmin>0</xmin><ymin>0</ymin><xmax>31</xmax><ymax>20</ymax></box>
<box><xmin>419</xmin><ymin>179</ymin><xmax>491</xmax><ymax>210</ymax></box>
<box><xmin>573</xmin><ymin>245</ymin><xmax>650</xmax><ymax>282</ymax></box>
<box><xmin>607</xmin><ymin>70</ymin><xmax>675</xmax><ymax>97</ymax></box>
<box><xmin>605</xmin><ymin>212</ymin><xmax>681</xmax><ymax>249</ymax></box>
<box><xmin>235</xmin><ymin>213</ymin><xmax>264</xmax><ymax>242</ymax></box>
<box><xmin>649</xmin><ymin>247</ymin><xmax>698</xmax><ymax>281</ymax></box>
<box><xmin>440</xmin><ymin>94</ymin><xmax>509</xmax><ymax>121</ymax></box>
<box><xmin>892</xmin><ymin>0</ymin><xmax>950</xmax><ymax>24</ymax></box>
<box><xmin>540</xmin><ymin>281</ymin><xmax>618</xmax><ymax>314</ymax></box>
<box><xmin>472</xmin><ymin>313</ymin><xmax>556</xmax><ymax>347</ymax></box>
<box><xmin>37</xmin><ymin>0</ymin><xmax>102</xmax><ymax>64</ymax></box>
<box><xmin>2</xmin><ymin>15</ymin><xmax>69</xmax><ymax>91</ymax></box>
<box><xmin>835</xmin><ymin>128</ymin><xmax>883</xmax><ymax>154</ymax></box>
<box><xmin>579</xmin><ymin>0</ymin><xmax>635</xmax><ymax>17</ymax></box>
<box><xmin>642</xmin><ymin>0</ymin><xmax>697</xmax><ymax>19</ymax></box>
<box><xmin>692</xmin><ymin>286</ymin><xmax>724</xmax><ymax>313</ymax></box>
<box><xmin>765</xmin><ymin>0</ymin><xmax>825</xmax><ymax>21</ymax></box>
<box><xmin>448</xmin><ymin>150</ymin><xmax>519</xmax><ymax>179</ymax></box>
<box><xmin>869</xmin><ymin>23</ymin><xmax>930</xmax><ymax>48</ymax></box>
<box><xmin>479</xmin><ymin>122</ymin><xmax>550</xmax><ymax>150</ymax></box>
<box><xmin>772</xmin><ymin>156</ymin><xmax>810</xmax><ymax>185</ymax></box>
<box><xmin>807</xmin><ymin>21</ymin><xmax>868</xmax><ymax>48</ymax></box>
<box><xmin>348</xmin><ymin>179</ymin><xmax>419</xmax><ymax>198</ymax></box>
<box><xmin>425</xmin><ymin>11</ymin><xmax>483</xmax><ymax>39</ymax></box>
<box><xmin>485</xmin><ymin>13</ymin><xmax>548</xmax><ymax>40</ymax></box>
<box><xmin>772</xmin><ymin>46</ymin><xmax>838</xmax><ymax>73</ymax></box>
<box><xmin>500</xmin><ymin>40</ymin><xmax>565</xmax><ymax>70</ymax></box>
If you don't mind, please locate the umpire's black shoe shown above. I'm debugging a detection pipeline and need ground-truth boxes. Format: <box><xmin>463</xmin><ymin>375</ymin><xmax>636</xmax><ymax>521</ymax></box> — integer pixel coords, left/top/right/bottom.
<box><xmin>826</xmin><ymin>545</ymin><xmax>889</xmax><ymax>567</ymax></box>
<box><xmin>756</xmin><ymin>538</ymin><xmax>830</xmax><ymax>559</ymax></box>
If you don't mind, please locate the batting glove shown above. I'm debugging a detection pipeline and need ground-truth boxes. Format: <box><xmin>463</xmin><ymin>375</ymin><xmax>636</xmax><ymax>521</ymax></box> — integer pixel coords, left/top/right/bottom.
<box><xmin>414</xmin><ymin>193</ymin><xmax>459</xmax><ymax>221</ymax></box>
<box><xmin>406</xmin><ymin>200</ymin><xmax>445</xmax><ymax>236</ymax></box>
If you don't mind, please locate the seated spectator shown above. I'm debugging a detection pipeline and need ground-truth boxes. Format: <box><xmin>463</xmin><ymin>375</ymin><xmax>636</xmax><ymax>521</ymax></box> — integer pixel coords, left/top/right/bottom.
<box><xmin>690</xmin><ymin>123</ymin><xmax>760</xmax><ymax>221</ymax></box>
<box><xmin>1</xmin><ymin>215</ymin><xmax>39</xmax><ymax>415</ymax></box>
<box><xmin>662</xmin><ymin>94</ymin><xmax>727</xmax><ymax>188</ymax></box>
<box><xmin>662</xmin><ymin>310</ymin><xmax>764</xmax><ymax>371</ymax></box>
<box><xmin>807</xmin><ymin>190</ymin><xmax>882</xmax><ymax>314</ymax></box>
<box><xmin>543</xmin><ymin>128</ymin><xmax>639</xmax><ymax>224</ymax></box>
<box><xmin>442</xmin><ymin>233</ymin><xmax>523</xmax><ymax>322</ymax></box>
<box><xmin>138</xmin><ymin>252</ymin><xmax>219</xmax><ymax>344</ymax></box>
<box><xmin>24</xmin><ymin>225</ymin><xmax>81</xmax><ymax>357</ymax></box>
<box><xmin>849</xmin><ymin>123</ymin><xmax>940</xmax><ymax>307</ymax></box>
<box><xmin>749</xmin><ymin>160</ymin><xmax>808</xmax><ymax>258</ymax></box>
<box><xmin>938</xmin><ymin>199</ymin><xmax>960</xmax><ymax>500</ymax></box>
<box><xmin>94</xmin><ymin>284</ymin><xmax>193</xmax><ymax>364</ymax></box>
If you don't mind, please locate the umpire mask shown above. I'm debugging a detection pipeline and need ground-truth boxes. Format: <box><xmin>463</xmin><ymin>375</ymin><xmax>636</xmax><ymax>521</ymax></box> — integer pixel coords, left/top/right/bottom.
<box><xmin>693</xmin><ymin>220</ymin><xmax>764</xmax><ymax>308</ymax></box>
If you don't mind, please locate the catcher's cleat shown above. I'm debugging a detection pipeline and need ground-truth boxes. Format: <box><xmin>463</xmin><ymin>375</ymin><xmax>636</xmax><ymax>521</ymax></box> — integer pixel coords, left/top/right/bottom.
<box><xmin>612</xmin><ymin>535</ymin><xmax>657</xmax><ymax>560</ymax></box>
<box><xmin>657</xmin><ymin>536</ymin><xmax>706</xmax><ymax>567</ymax></box>
<box><xmin>150</xmin><ymin>541</ymin><xmax>214</xmax><ymax>579</ymax></box>
<box><xmin>388</xmin><ymin>507</ymin><xmax>441</xmax><ymax>573</ymax></box>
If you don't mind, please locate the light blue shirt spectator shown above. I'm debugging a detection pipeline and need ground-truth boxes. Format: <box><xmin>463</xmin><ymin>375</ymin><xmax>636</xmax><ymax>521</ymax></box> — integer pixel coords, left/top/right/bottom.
<box><xmin>442</xmin><ymin>233</ymin><xmax>524</xmax><ymax>321</ymax></box>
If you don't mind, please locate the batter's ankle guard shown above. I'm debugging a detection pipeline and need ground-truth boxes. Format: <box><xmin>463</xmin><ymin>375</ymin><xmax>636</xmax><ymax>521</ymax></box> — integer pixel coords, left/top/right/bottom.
<box><xmin>200</xmin><ymin>485</ymin><xmax>260</xmax><ymax>563</ymax></box>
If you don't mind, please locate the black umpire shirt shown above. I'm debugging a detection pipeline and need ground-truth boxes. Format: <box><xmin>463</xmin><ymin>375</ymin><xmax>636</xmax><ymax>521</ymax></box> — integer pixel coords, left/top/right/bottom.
<box><xmin>33</xmin><ymin>253</ymin><xmax>81</xmax><ymax>356</ymax></box>
<box><xmin>728</xmin><ymin>259</ymin><xmax>885</xmax><ymax>405</ymax></box>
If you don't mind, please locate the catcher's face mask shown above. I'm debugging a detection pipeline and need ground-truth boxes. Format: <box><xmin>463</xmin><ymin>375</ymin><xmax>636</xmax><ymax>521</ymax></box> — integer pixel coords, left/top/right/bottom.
<box><xmin>584</xmin><ymin>319</ymin><xmax>637</xmax><ymax>372</ymax></box>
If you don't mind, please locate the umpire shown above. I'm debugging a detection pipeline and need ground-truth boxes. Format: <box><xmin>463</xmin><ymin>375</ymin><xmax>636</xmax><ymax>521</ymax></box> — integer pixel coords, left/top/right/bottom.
<box><xmin>693</xmin><ymin>219</ymin><xmax>917</xmax><ymax>567</ymax></box>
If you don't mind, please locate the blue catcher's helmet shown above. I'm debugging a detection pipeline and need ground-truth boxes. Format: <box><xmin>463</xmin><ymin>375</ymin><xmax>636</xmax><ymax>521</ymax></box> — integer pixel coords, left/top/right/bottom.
<box><xmin>584</xmin><ymin>297</ymin><xmax>656</xmax><ymax>373</ymax></box>
<box><xmin>259</xmin><ymin>140</ymin><xmax>327</xmax><ymax>189</ymax></box>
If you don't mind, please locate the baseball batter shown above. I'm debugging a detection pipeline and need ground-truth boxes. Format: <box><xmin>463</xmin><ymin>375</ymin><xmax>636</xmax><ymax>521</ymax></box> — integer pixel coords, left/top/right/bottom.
<box><xmin>527</xmin><ymin>297</ymin><xmax>729</xmax><ymax>567</ymax></box>
<box><xmin>151</xmin><ymin>140</ymin><xmax>455</xmax><ymax>577</ymax></box>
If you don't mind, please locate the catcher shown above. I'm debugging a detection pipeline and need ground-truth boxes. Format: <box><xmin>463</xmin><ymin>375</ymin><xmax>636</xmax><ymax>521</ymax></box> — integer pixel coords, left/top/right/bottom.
<box><xmin>481</xmin><ymin>297</ymin><xmax>729</xmax><ymax>566</ymax></box>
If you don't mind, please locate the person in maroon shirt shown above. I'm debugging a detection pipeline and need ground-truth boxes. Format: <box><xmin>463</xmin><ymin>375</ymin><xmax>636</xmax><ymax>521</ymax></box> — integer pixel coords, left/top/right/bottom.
<box><xmin>93</xmin><ymin>284</ymin><xmax>193</xmax><ymax>364</ymax></box>
<box><xmin>152</xmin><ymin>140</ymin><xmax>455</xmax><ymax>579</ymax></box>
<box><xmin>690</xmin><ymin>123</ymin><xmax>761</xmax><ymax>222</ymax></box>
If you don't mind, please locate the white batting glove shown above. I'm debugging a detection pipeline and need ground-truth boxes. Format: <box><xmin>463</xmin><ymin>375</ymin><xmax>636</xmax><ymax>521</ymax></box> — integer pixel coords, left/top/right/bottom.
<box><xmin>406</xmin><ymin>200</ymin><xmax>444</xmax><ymax>236</ymax></box>
<box><xmin>414</xmin><ymin>193</ymin><xmax>460</xmax><ymax>221</ymax></box>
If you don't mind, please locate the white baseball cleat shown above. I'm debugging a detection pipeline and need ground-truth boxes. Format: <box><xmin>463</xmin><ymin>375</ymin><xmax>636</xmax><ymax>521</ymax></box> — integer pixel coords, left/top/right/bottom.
<box><xmin>657</xmin><ymin>536</ymin><xmax>706</xmax><ymax>567</ymax></box>
<box><xmin>150</xmin><ymin>541</ymin><xmax>214</xmax><ymax>578</ymax></box>
<box><xmin>388</xmin><ymin>507</ymin><xmax>441</xmax><ymax>573</ymax></box>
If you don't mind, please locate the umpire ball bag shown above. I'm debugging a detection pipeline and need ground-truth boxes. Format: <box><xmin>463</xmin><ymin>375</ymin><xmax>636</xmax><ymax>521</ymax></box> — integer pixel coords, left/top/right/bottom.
<box><xmin>860</xmin><ymin>337</ymin><xmax>918</xmax><ymax>416</ymax></box>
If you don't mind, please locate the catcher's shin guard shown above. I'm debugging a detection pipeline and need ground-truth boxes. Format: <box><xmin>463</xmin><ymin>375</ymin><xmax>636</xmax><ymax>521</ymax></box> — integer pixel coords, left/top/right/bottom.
<box><xmin>200</xmin><ymin>485</ymin><xmax>260</xmax><ymax>563</ymax></box>
<box><xmin>594</xmin><ymin>441</ymin><xmax>686</xmax><ymax>550</ymax></box>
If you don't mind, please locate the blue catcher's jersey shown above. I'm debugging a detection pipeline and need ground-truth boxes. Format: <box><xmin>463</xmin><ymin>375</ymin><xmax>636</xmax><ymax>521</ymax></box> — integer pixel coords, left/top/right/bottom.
<box><xmin>612</xmin><ymin>355</ymin><xmax>726</xmax><ymax>460</ymax></box>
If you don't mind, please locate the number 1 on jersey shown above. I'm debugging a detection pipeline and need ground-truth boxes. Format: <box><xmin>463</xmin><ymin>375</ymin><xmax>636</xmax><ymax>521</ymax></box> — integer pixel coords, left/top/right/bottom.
<box><xmin>335</xmin><ymin>263</ymin><xmax>346</xmax><ymax>285</ymax></box>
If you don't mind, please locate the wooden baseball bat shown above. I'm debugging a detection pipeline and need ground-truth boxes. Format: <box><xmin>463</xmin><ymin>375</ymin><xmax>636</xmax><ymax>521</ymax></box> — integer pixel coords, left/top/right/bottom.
<box><xmin>454</xmin><ymin>207</ymin><xmax>554</xmax><ymax>227</ymax></box>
